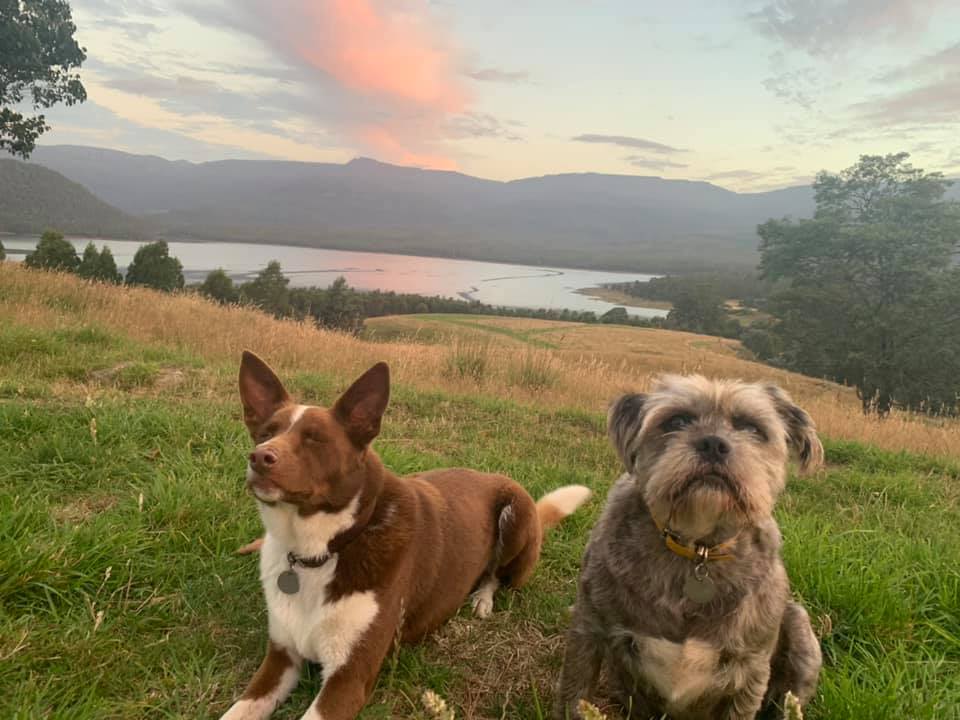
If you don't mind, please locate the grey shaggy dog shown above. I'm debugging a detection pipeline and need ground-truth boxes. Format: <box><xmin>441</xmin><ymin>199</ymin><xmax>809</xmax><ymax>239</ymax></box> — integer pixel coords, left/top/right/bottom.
<box><xmin>554</xmin><ymin>375</ymin><xmax>824</xmax><ymax>720</ymax></box>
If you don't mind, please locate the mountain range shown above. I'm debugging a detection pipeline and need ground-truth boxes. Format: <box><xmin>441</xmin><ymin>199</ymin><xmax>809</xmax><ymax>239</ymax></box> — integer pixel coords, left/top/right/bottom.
<box><xmin>0</xmin><ymin>144</ymin><xmax>887</xmax><ymax>272</ymax></box>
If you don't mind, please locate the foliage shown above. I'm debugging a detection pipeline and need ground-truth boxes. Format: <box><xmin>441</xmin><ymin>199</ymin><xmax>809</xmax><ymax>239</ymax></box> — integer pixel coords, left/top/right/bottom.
<box><xmin>664</xmin><ymin>283</ymin><xmax>740</xmax><ymax>338</ymax></box>
<box><xmin>607</xmin><ymin>271</ymin><xmax>775</xmax><ymax>308</ymax></box>
<box><xmin>199</xmin><ymin>268</ymin><xmax>238</xmax><ymax>304</ymax></box>
<box><xmin>23</xmin><ymin>228</ymin><xmax>77</xmax><ymax>271</ymax></box>
<box><xmin>600</xmin><ymin>306</ymin><xmax>628</xmax><ymax>324</ymax></box>
<box><xmin>0</xmin><ymin>159</ymin><xmax>146</xmax><ymax>236</ymax></box>
<box><xmin>758</xmin><ymin>153</ymin><xmax>960</xmax><ymax>415</ymax></box>
<box><xmin>0</xmin><ymin>0</ymin><xmax>86</xmax><ymax>157</ymax></box>
<box><xmin>124</xmin><ymin>240</ymin><xmax>184</xmax><ymax>292</ymax></box>
<box><xmin>0</xmin><ymin>237</ymin><xmax>5</xmax><ymax>261</ymax></box>
<box><xmin>77</xmin><ymin>242</ymin><xmax>121</xmax><ymax>283</ymax></box>
<box><xmin>239</xmin><ymin>260</ymin><xmax>289</xmax><ymax>316</ymax></box>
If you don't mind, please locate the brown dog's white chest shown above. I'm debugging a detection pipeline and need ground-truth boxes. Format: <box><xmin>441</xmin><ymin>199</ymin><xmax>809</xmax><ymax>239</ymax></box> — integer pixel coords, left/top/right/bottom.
<box><xmin>258</xmin><ymin>499</ymin><xmax>381</xmax><ymax>673</ymax></box>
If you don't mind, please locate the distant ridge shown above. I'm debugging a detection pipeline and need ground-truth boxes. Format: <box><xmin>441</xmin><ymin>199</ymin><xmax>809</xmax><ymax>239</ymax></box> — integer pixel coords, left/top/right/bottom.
<box><xmin>20</xmin><ymin>145</ymin><xmax>827</xmax><ymax>272</ymax></box>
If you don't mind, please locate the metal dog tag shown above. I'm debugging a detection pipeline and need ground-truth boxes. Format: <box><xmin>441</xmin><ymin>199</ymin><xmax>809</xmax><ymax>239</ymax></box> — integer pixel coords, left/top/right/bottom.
<box><xmin>683</xmin><ymin>573</ymin><xmax>716</xmax><ymax>603</ymax></box>
<box><xmin>684</xmin><ymin>561</ymin><xmax>716</xmax><ymax>604</ymax></box>
<box><xmin>277</xmin><ymin>569</ymin><xmax>300</xmax><ymax>595</ymax></box>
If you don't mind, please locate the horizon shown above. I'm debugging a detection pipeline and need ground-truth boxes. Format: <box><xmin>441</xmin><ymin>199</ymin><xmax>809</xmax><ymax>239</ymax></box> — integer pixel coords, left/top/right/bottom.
<box><xmin>32</xmin><ymin>1</ymin><xmax>960</xmax><ymax>193</ymax></box>
<box><xmin>32</xmin><ymin>142</ymin><xmax>826</xmax><ymax>193</ymax></box>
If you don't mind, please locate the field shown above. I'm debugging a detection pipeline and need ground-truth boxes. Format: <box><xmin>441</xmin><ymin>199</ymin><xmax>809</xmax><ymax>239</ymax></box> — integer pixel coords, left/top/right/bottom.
<box><xmin>1</xmin><ymin>263</ymin><xmax>959</xmax><ymax>719</ymax></box>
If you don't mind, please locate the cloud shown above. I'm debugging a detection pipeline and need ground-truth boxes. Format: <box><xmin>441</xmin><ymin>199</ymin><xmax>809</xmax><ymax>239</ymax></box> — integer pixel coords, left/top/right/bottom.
<box><xmin>749</xmin><ymin>0</ymin><xmax>950</xmax><ymax>57</ymax></box>
<box><xmin>179</xmin><ymin>0</ymin><xmax>468</xmax><ymax>169</ymax></box>
<box><xmin>92</xmin><ymin>18</ymin><xmax>159</xmax><ymax>39</ymax></box>
<box><xmin>849</xmin><ymin>41</ymin><xmax>960</xmax><ymax>129</ymax></box>
<box><xmin>572</xmin><ymin>134</ymin><xmax>686</xmax><ymax>154</ymax></box>
<box><xmin>448</xmin><ymin>112</ymin><xmax>523</xmax><ymax>141</ymax></box>
<box><xmin>850</xmin><ymin>74</ymin><xmax>960</xmax><ymax>127</ymax></box>
<box><xmin>762</xmin><ymin>67</ymin><xmax>820</xmax><ymax>109</ymax></box>
<box><xmin>624</xmin><ymin>155</ymin><xmax>688</xmax><ymax>171</ymax></box>
<box><xmin>465</xmin><ymin>67</ymin><xmax>530</xmax><ymax>83</ymax></box>
<box><xmin>79</xmin><ymin>71</ymin><xmax>345</xmax><ymax>163</ymax></box>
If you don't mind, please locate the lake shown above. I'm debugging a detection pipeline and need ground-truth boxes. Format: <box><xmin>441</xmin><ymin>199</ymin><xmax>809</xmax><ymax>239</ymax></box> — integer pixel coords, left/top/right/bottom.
<box><xmin>1</xmin><ymin>236</ymin><xmax>667</xmax><ymax>318</ymax></box>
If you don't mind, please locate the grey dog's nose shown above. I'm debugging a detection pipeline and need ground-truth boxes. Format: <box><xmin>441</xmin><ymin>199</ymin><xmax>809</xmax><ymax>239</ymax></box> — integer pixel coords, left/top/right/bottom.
<box><xmin>696</xmin><ymin>435</ymin><xmax>731</xmax><ymax>462</ymax></box>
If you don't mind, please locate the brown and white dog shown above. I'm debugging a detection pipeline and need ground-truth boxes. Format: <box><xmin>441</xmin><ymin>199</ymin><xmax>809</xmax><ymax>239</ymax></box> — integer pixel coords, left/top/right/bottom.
<box><xmin>221</xmin><ymin>351</ymin><xmax>591</xmax><ymax>720</ymax></box>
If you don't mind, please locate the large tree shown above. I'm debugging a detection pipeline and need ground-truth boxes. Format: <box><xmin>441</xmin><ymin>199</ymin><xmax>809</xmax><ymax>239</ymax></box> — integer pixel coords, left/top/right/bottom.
<box><xmin>758</xmin><ymin>153</ymin><xmax>960</xmax><ymax>414</ymax></box>
<box><xmin>1</xmin><ymin>0</ymin><xmax>86</xmax><ymax>158</ymax></box>
<box><xmin>23</xmin><ymin>228</ymin><xmax>77</xmax><ymax>271</ymax></box>
<box><xmin>125</xmin><ymin>240</ymin><xmax>184</xmax><ymax>291</ymax></box>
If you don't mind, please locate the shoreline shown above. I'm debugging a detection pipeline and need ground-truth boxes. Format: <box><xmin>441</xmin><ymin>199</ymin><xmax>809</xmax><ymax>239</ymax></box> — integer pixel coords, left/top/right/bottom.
<box><xmin>574</xmin><ymin>286</ymin><xmax>673</xmax><ymax>311</ymax></box>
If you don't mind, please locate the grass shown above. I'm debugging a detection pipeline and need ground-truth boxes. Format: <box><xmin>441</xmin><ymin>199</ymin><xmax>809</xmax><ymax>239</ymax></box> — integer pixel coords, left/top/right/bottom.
<box><xmin>1</xmin><ymin>263</ymin><xmax>959</xmax><ymax>718</ymax></box>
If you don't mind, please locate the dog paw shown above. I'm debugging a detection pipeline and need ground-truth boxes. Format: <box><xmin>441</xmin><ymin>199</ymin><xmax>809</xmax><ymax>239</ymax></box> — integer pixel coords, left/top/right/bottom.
<box><xmin>471</xmin><ymin>577</ymin><xmax>498</xmax><ymax>619</ymax></box>
<box><xmin>472</xmin><ymin>592</ymin><xmax>494</xmax><ymax>618</ymax></box>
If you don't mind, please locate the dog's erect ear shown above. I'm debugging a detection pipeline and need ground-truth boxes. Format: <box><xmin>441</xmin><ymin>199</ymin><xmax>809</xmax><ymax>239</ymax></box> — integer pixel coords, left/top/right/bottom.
<box><xmin>607</xmin><ymin>393</ymin><xmax>647</xmax><ymax>470</ymax></box>
<box><xmin>333</xmin><ymin>362</ymin><xmax>390</xmax><ymax>448</ymax></box>
<box><xmin>239</xmin><ymin>351</ymin><xmax>291</xmax><ymax>434</ymax></box>
<box><xmin>765</xmin><ymin>385</ymin><xmax>824</xmax><ymax>474</ymax></box>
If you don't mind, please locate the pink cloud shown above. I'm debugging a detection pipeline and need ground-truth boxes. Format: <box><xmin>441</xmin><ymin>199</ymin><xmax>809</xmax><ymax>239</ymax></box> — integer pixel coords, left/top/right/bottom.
<box><xmin>243</xmin><ymin>0</ymin><xmax>468</xmax><ymax>168</ymax></box>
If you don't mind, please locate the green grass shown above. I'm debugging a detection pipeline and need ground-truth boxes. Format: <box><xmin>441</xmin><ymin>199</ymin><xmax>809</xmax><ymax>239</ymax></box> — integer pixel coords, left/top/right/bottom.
<box><xmin>1</xmin><ymin>319</ymin><xmax>959</xmax><ymax>719</ymax></box>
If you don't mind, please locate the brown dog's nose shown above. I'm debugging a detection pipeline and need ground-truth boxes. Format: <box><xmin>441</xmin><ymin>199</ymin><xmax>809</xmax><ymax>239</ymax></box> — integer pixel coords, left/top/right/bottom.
<box><xmin>249</xmin><ymin>447</ymin><xmax>278</xmax><ymax>471</ymax></box>
<box><xmin>695</xmin><ymin>435</ymin><xmax>731</xmax><ymax>463</ymax></box>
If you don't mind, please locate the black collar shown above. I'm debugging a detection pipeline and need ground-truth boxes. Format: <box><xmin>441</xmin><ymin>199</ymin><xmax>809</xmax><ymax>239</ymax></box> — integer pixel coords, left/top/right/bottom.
<box><xmin>284</xmin><ymin>490</ymin><xmax>376</xmax><ymax>570</ymax></box>
<box><xmin>286</xmin><ymin>550</ymin><xmax>331</xmax><ymax>568</ymax></box>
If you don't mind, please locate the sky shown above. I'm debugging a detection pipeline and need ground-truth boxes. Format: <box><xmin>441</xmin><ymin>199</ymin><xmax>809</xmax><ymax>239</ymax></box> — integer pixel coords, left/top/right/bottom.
<box><xmin>36</xmin><ymin>0</ymin><xmax>960</xmax><ymax>191</ymax></box>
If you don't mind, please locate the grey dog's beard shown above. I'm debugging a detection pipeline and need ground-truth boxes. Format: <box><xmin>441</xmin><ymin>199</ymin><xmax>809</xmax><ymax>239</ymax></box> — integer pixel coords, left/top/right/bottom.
<box><xmin>671</xmin><ymin>470</ymin><xmax>749</xmax><ymax>517</ymax></box>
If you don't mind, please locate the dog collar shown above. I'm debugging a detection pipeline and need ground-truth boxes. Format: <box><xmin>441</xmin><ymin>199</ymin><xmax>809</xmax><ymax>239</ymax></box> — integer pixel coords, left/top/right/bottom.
<box><xmin>276</xmin><ymin>494</ymin><xmax>376</xmax><ymax>595</ymax></box>
<box><xmin>652</xmin><ymin>515</ymin><xmax>737</xmax><ymax>563</ymax></box>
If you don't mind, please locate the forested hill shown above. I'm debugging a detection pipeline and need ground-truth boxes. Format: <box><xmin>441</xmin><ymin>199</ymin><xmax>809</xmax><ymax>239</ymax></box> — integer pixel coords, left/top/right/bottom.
<box><xmin>0</xmin><ymin>159</ymin><xmax>149</xmax><ymax>238</ymax></box>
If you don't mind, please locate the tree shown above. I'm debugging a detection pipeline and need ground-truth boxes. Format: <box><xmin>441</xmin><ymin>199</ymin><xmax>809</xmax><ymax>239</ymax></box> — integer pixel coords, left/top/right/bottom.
<box><xmin>200</xmin><ymin>268</ymin><xmax>238</xmax><ymax>304</ymax></box>
<box><xmin>77</xmin><ymin>242</ymin><xmax>121</xmax><ymax>283</ymax></box>
<box><xmin>600</xmin><ymin>306</ymin><xmax>629</xmax><ymax>324</ymax></box>
<box><xmin>76</xmin><ymin>241</ymin><xmax>97</xmax><ymax>277</ymax></box>
<box><xmin>23</xmin><ymin>228</ymin><xmax>77</xmax><ymax>271</ymax></box>
<box><xmin>665</xmin><ymin>285</ymin><xmax>727</xmax><ymax>335</ymax></box>
<box><xmin>315</xmin><ymin>275</ymin><xmax>363</xmax><ymax>334</ymax></box>
<box><xmin>125</xmin><ymin>240</ymin><xmax>184</xmax><ymax>291</ymax></box>
<box><xmin>1</xmin><ymin>0</ymin><xmax>87</xmax><ymax>158</ymax></box>
<box><xmin>758</xmin><ymin>153</ymin><xmax>960</xmax><ymax>414</ymax></box>
<box><xmin>0</xmin><ymin>238</ymin><xmax>5</xmax><ymax>261</ymax></box>
<box><xmin>97</xmin><ymin>245</ymin><xmax>121</xmax><ymax>283</ymax></box>
<box><xmin>240</xmin><ymin>260</ymin><xmax>290</xmax><ymax>316</ymax></box>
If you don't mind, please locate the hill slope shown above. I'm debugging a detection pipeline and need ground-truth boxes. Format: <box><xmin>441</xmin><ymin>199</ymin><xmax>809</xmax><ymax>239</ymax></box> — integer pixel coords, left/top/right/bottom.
<box><xmin>0</xmin><ymin>159</ymin><xmax>149</xmax><ymax>238</ymax></box>
<box><xmin>0</xmin><ymin>263</ymin><xmax>958</xmax><ymax>719</ymax></box>
<box><xmin>29</xmin><ymin>145</ymin><xmax>819</xmax><ymax>272</ymax></box>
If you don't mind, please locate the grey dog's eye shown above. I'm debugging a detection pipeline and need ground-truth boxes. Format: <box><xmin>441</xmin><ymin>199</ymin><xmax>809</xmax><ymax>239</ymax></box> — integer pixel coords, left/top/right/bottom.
<box><xmin>733</xmin><ymin>417</ymin><xmax>766</xmax><ymax>439</ymax></box>
<box><xmin>662</xmin><ymin>413</ymin><xmax>695</xmax><ymax>432</ymax></box>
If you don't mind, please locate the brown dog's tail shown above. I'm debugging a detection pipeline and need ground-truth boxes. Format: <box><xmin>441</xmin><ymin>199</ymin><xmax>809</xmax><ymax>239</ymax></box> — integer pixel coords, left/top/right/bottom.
<box><xmin>536</xmin><ymin>485</ymin><xmax>592</xmax><ymax>534</ymax></box>
<box><xmin>236</xmin><ymin>537</ymin><xmax>264</xmax><ymax>555</ymax></box>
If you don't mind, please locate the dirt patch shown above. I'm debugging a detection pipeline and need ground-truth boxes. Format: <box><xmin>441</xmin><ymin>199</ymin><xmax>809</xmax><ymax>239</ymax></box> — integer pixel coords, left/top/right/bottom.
<box><xmin>90</xmin><ymin>363</ymin><xmax>187</xmax><ymax>392</ymax></box>
<box><xmin>53</xmin><ymin>494</ymin><xmax>118</xmax><ymax>524</ymax></box>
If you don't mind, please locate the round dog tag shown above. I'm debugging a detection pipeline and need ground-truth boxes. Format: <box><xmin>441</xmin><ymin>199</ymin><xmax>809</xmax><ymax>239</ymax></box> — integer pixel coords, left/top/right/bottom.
<box><xmin>277</xmin><ymin>569</ymin><xmax>300</xmax><ymax>595</ymax></box>
<box><xmin>683</xmin><ymin>573</ymin><xmax>716</xmax><ymax>604</ymax></box>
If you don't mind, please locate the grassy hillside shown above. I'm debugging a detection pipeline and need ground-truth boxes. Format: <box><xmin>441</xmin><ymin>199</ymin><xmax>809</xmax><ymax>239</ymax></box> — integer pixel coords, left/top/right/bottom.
<box><xmin>0</xmin><ymin>159</ymin><xmax>149</xmax><ymax>238</ymax></box>
<box><xmin>1</xmin><ymin>263</ymin><xmax>958</xmax><ymax>719</ymax></box>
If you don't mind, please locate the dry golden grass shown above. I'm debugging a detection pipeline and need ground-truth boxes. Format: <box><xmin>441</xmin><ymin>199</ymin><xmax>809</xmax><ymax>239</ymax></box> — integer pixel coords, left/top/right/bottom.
<box><xmin>3</xmin><ymin>263</ymin><xmax>957</xmax><ymax>458</ymax></box>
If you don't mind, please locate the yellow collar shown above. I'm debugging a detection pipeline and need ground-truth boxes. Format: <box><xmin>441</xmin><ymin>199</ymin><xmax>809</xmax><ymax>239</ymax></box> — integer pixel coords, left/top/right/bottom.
<box><xmin>652</xmin><ymin>515</ymin><xmax>738</xmax><ymax>562</ymax></box>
